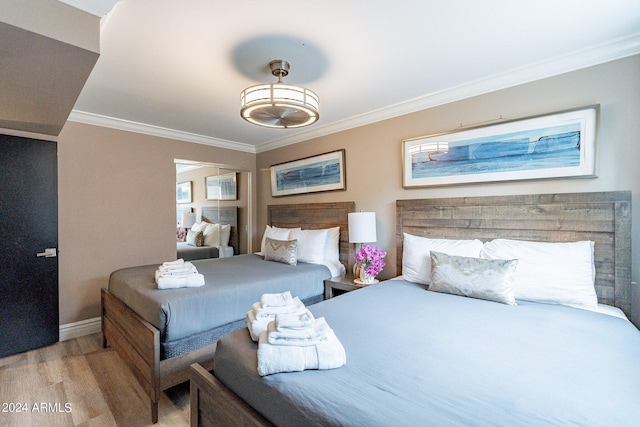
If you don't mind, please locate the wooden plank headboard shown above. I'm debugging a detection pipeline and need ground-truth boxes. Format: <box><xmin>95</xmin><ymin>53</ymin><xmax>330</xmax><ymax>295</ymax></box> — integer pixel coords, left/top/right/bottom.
<box><xmin>268</xmin><ymin>202</ymin><xmax>356</xmax><ymax>271</ymax></box>
<box><xmin>396</xmin><ymin>191</ymin><xmax>632</xmax><ymax>316</ymax></box>
<box><xmin>202</xmin><ymin>206</ymin><xmax>239</xmax><ymax>255</ymax></box>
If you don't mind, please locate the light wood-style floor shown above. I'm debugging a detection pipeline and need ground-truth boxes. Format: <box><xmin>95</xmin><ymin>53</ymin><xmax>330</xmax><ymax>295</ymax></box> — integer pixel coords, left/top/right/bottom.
<box><xmin>0</xmin><ymin>333</ymin><xmax>189</xmax><ymax>427</ymax></box>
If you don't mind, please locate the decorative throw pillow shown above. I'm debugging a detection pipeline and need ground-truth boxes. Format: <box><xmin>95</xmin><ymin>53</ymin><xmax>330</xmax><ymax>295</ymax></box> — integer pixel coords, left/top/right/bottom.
<box><xmin>402</xmin><ymin>233</ymin><xmax>484</xmax><ymax>285</ymax></box>
<box><xmin>186</xmin><ymin>230</ymin><xmax>204</xmax><ymax>247</ymax></box>
<box><xmin>429</xmin><ymin>251</ymin><xmax>518</xmax><ymax>305</ymax></box>
<box><xmin>264</xmin><ymin>237</ymin><xmax>298</xmax><ymax>265</ymax></box>
<box><xmin>260</xmin><ymin>225</ymin><xmax>301</xmax><ymax>254</ymax></box>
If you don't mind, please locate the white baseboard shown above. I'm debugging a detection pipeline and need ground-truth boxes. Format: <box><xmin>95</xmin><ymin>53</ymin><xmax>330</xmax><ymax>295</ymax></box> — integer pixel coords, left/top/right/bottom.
<box><xmin>59</xmin><ymin>317</ymin><xmax>101</xmax><ymax>342</ymax></box>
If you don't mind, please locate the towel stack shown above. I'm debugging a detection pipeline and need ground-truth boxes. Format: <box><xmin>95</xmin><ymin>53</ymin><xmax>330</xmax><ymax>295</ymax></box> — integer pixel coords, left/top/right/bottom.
<box><xmin>155</xmin><ymin>258</ymin><xmax>205</xmax><ymax>289</ymax></box>
<box><xmin>247</xmin><ymin>291</ymin><xmax>347</xmax><ymax>376</ymax></box>
<box><xmin>246</xmin><ymin>291</ymin><xmax>306</xmax><ymax>340</ymax></box>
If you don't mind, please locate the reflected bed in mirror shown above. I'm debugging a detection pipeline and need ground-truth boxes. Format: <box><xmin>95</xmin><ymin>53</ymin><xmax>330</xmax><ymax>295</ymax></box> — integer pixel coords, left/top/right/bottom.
<box><xmin>177</xmin><ymin>206</ymin><xmax>239</xmax><ymax>261</ymax></box>
<box><xmin>176</xmin><ymin>159</ymin><xmax>252</xmax><ymax>258</ymax></box>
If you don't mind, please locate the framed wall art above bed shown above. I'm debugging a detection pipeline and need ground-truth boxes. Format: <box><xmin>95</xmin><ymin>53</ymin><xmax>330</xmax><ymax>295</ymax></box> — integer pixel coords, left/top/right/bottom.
<box><xmin>402</xmin><ymin>106</ymin><xmax>598</xmax><ymax>188</ymax></box>
<box><xmin>270</xmin><ymin>149</ymin><xmax>346</xmax><ymax>197</ymax></box>
<box><xmin>205</xmin><ymin>172</ymin><xmax>237</xmax><ymax>200</ymax></box>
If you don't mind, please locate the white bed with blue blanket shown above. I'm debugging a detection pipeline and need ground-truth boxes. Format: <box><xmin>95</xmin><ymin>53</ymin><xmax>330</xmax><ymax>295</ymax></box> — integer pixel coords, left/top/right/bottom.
<box><xmin>191</xmin><ymin>191</ymin><xmax>640</xmax><ymax>426</ymax></box>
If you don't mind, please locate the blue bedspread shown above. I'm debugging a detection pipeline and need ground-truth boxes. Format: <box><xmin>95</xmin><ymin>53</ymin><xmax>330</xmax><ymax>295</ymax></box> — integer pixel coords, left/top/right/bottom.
<box><xmin>214</xmin><ymin>279</ymin><xmax>640</xmax><ymax>426</ymax></box>
<box><xmin>108</xmin><ymin>254</ymin><xmax>330</xmax><ymax>342</ymax></box>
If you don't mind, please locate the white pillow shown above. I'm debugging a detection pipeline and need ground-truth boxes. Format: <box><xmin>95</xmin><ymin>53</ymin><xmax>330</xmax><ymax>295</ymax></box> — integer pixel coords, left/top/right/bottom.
<box><xmin>324</xmin><ymin>226</ymin><xmax>341</xmax><ymax>262</ymax></box>
<box><xmin>202</xmin><ymin>223</ymin><xmax>220</xmax><ymax>246</ymax></box>
<box><xmin>220</xmin><ymin>223</ymin><xmax>231</xmax><ymax>246</ymax></box>
<box><xmin>402</xmin><ymin>233</ymin><xmax>484</xmax><ymax>285</ymax></box>
<box><xmin>190</xmin><ymin>221</ymin><xmax>208</xmax><ymax>233</ymax></box>
<box><xmin>291</xmin><ymin>228</ymin><xmax>329</xmax><ymax>264</ymax></box>
<box><xmin>260</xmin><ymin>225</ymin><xmax>300</xmax><ymax>254</ymax></box>
<box><xmin>480</xmin><ymin>239</ymin><xmax>597</xmax><ymax>309</ymax></box>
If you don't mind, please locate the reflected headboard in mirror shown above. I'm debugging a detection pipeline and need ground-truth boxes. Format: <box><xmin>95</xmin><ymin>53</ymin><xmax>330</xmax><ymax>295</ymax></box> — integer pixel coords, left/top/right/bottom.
<box><xmin>202</xmin><ymin>206</ymin><xmax>239</xmax><ymax>255</ymax></box>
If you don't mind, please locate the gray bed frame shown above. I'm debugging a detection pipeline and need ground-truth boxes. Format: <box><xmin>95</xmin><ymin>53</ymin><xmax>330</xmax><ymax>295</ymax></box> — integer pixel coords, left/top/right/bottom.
<box><xmin>102</xmin><ymin>201</ymin><xmax>355</xmax><ymax>423</ymax></box>
<box><xmin>189</xmin><ymin>191</ymin><xmax>632</xmax><ymax>427</ymax></box>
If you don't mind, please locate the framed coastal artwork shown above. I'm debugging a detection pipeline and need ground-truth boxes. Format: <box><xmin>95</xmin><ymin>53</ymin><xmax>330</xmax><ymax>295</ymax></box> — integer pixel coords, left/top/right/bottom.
<box><xmin>402</xmin><ymin>106</ymin><xmax>598</xmax><ymax>188</ymax></box>
<box><xmin>176</xmin><ymin>181</ymin><xmax>192</xmax><ymax>203</ymax></box>
<box><xmin>270</xmin><ymin>149</ymin><xmax>346</xmax><ymax>197</ymax></box>
<box><xmin>206</xmin><ymin>172</ymin><xmax>237</xmax><ymax>200</ymax></box>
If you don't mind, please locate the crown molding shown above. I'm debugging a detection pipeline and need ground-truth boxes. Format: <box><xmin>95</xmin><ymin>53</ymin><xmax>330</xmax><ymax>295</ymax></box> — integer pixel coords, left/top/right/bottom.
<box><xmin>67</xmin><ymin>110</ymin><xmax>257</xmax><ymax>153</ymax></box>
<box><xmin>56</xmin><ymin>0</ymin><xmax>120</xmax><ymax>17</ymax></box>
<box><xmin>257</xmin><ymin>32</ymin><xmax>640</xmax><ymax>153</ymax></box>
<box><xmin>69</xmin><ymin>32</ymin><xmax>639</xmax><ymax>154</ymax></box>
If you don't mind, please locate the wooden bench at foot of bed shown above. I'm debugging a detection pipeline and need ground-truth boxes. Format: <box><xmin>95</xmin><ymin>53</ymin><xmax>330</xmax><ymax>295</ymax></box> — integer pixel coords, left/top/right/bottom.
<box><xmin>101</xmin><ymin>288</ymin><xmax>216</xmax><ymax>423</ymax></box>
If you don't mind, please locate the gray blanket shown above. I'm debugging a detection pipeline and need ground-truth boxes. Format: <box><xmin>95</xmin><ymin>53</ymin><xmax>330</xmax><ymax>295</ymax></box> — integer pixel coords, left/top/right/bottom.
<box><xmin>176</xmin><ymin>242</ymin><xmax>220</xmax><ymax>260</ymax></box>
<box><xmin>108</xmin><ymin>254</ymin><xmax>330</xmax><ymax>342</ymax></box>
<box><xmin>214</xmin><ymin>279</ymin><xmax>640</xmax><ymax>426</ymax></box>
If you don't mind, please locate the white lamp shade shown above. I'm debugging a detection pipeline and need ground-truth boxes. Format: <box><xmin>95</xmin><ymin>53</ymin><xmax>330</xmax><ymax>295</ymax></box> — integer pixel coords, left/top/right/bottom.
<box><xmin>181</xmin><ymin>212</ymin><xmax>196</xmax><ymax>229</ymax></box>
<box><xmin>348</xmin><ymin>212</ymin><xmax>377</xmax><ymax>243</ymax></box>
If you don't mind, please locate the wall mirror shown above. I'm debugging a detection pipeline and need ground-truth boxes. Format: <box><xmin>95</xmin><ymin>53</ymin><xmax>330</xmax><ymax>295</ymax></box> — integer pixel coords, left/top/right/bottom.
<box><xmin>175</xmin><ymin>159</ymin><xmax>251</xmax><ymax>259</ymax></box>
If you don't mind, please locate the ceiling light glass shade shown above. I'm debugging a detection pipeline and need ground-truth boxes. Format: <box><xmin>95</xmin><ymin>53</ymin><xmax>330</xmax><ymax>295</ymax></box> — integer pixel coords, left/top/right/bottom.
<box><xmin>240</xmin><ymin>83</ymin><xmax>319</xmax><ymax>129</ymax></box>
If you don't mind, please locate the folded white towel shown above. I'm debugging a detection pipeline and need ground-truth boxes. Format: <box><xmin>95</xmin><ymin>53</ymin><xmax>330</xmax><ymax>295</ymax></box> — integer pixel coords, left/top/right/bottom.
<box><xmin>158</xmin><ymin>262</ymin><xmax>196</xmax><ymax>273</ymax></box>
<box><xmin>252</xmin><ymin>297</ymin><xmax>305</xmax><ymax>321</ymax></box>
<box><xmin>246</xmin><ymin>310</ymin><xmax>271</xmax><ymax>342</ymax></box>
<box><xmin>257</xmin><ymin>325</ymin><xmax>346</xmax><ymax>376</ymax></box>
<box><xmin>162</xmin><ymin>259</ymin><xmax>185</xmax><ymax>267</ymax></box>
<box><xmin>156</xmin><ymin>267</ymin><xmax>197</xmax><ymax>277</ymax></box>
<box><xmin>260</xmin><ymin>291</ymin><xmax>293</xmax><ymax>308</ymax></box>
<box><xmin>154</xmin><ymin>268</ymin><xmax>199</xmax><ymax>282</ymax></box>
<box><xmin>275</xmin><ymin>309</ymin><xmax>315</xmax><ymax>331</ymax></box>
<box><xmin>267</xmin><ymin>317</ymin><xmax>330</xmax><ymax>346</ymax></box>
<box><xmin>156</xmin><ymin>273</ymin><xmax>205</xmax><ymax>289</ymax></box>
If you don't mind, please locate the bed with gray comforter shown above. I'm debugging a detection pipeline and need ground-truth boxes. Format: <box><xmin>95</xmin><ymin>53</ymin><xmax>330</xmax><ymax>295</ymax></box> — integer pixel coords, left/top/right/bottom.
<box><xmin>213</xmin><ymin>279</ymin><xmax>640</xmax><ymax>426</ymax></box>
<box><xmin>108</xmin><ymin>254</ymin><xmax>329</xmax><ymax>358</ymax></box>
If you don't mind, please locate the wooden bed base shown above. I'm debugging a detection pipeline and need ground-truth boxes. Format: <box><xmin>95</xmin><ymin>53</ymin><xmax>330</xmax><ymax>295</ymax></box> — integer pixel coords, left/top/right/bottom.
<box><xmin>190</xmin><ymin>191</ymin><xmax>632</xmax><ymax>426</ymax></box>
<box><xmin>101</xmin><ymin>288</ymin><xmax>216</xmax><ymax>423</ymax></box>
<box><xmin>190</xmin><ymin>363</ymin><xmax>273</xmax><ymax>427</ymax></box>
<box><xmin>102</xmin><ymin>201</ymin><xmax>355</xmax><ymax>423</ymax></box>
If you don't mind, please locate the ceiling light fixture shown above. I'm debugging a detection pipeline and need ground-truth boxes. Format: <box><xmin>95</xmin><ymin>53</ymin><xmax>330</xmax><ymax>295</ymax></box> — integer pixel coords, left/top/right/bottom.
<box><xmin>240</xmin><ymin>60</ymin><xmax>319</xmax><ymax>129</ymax></box>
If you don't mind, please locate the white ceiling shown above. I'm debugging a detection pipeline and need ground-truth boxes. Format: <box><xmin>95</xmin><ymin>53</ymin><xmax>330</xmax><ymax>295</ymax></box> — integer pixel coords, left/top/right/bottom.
<box><xmin>66</xmin><ymin>0</ymin><xmax>640</xmax><ymax>153</ymax></box>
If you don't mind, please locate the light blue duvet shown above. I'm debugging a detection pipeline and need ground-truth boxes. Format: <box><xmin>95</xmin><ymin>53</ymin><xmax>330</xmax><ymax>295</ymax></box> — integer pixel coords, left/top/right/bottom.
<box><xmin>214</xmin><ymin>279</ymin><xmax>640</xmax><ymax>426</ymax></box>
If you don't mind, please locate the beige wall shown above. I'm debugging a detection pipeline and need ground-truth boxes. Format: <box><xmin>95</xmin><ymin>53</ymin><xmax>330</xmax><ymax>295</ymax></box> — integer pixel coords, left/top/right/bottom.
<box><xmin>57</xmin><ymin>122</ymin><xmax>256</xmax><ymax>324</ymax></box>
<box><xmin>257</xmin><ymin>55</ymin><xmax>640</xmax><ymax>323</ymax></box>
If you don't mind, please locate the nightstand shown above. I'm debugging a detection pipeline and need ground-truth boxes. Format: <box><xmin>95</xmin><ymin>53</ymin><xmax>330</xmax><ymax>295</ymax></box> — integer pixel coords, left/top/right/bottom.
<box><xmin>324</xmin><ymin>273</ymin><xmax>360</xmax><ymax>299</ymax></box>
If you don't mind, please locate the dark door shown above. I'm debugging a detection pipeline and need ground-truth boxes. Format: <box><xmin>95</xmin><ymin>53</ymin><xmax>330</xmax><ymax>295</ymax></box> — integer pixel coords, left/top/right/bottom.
<box><xmin>0</xmin><ymin>134</ymin><xmax>58</xmax><ymax>358</ymax></box>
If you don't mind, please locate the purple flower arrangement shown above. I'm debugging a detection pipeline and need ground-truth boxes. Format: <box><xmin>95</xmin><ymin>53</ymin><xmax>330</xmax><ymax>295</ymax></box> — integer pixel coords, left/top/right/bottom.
<box><xmin>177</xmin><ymin>226</ymin><xmax>186</xmax><ymax>241</ymax></box>
<box><xmin>355</xmin><ymin>244</ymin><xmax>386</xmax><ymax>277</ymax></box>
